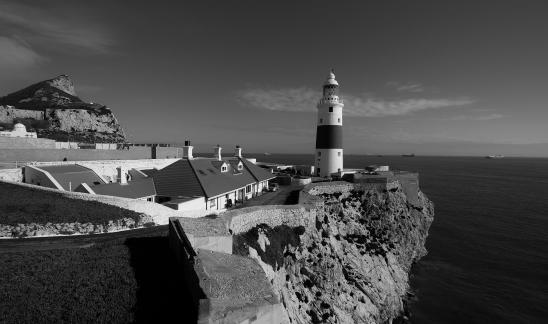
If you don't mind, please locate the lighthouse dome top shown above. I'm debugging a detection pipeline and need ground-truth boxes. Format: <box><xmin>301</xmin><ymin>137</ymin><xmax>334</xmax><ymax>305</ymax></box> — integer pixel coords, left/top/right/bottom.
<box><xmin>324</xmin><ymin>70</ymin><xmax>339</xmax><ymax>86</ymax></box>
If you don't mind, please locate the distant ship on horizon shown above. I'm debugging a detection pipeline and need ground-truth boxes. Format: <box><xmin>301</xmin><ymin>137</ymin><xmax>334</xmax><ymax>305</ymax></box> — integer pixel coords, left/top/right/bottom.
<box><xmin>486</xmin><ymin>155</ymin><xmax>505</xmax><ymax>159</ymax></box>
<box><xmin>402</xmin><ymin>153</ymin><xmax>416</xmax><ymax>157</ymax></box>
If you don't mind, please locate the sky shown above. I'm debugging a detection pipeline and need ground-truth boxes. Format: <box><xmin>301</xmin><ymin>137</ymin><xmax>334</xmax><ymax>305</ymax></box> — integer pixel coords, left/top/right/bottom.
<box><xmin>1</xmin><ymin>0</ymin><xmax>548</xmax><ymax>156</ymax></box>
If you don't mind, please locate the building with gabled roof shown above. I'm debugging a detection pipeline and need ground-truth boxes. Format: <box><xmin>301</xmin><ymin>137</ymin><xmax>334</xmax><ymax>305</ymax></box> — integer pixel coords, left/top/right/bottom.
<box><xmin>152</xmin><ymin>144</ymin><xmax>275</xmax><ymax>212</ymax></box>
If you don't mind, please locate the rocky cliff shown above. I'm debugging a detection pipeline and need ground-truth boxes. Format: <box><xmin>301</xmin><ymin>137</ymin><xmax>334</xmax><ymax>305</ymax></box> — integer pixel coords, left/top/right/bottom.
<box><xmin>233</xmin><ymin>183</ymin><xmax>434</xmax><ymax>323</ymax></box>
<box><xmin>0</xmin><ymin>75</ymin><xmax>126</xmax><ymax>143</ymax></box>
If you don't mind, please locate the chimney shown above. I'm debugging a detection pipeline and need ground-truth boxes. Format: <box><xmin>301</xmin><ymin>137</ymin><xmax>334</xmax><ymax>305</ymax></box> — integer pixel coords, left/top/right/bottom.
<box><xmin>117</xmin><ymin>166</ymin><xmax>128</xmax><ymax>185</ymax></box>
<box><xmin>214</xmin><ymin>144</ymin><xmax>222</xmax><ymax>161</ymax></box>
<box><xmin>234</xmin><ymin>145</ymin><xmax>242</xmax><ymax>158</ymax></box>
<box><xmin>183</xmin><ymin>140</ymin><xmax>194</xmax><ymax>159</ymax></box>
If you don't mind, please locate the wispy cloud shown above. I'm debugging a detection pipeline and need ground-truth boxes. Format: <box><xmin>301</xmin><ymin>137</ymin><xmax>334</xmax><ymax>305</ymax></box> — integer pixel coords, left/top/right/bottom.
<box><xmin>238</xmin><ymin>87</ymin><xmax>474</xmax><ymax>117</ymax></box>
<box><xmin>0</xmin><ymin>1</ymin><xmax>112</xmax><ymax>54</ymax></box>
<box><xmin>386</xmin><ymin>81</ymin><xmax>425</xmax><ymax>93</ymax></box>
<box><xmin>0</xmin><ymin>36</ymin><xmax>44</xmax><ymax>69</ymax></box>
<box><xmin>446</xmin><ymin>113</ymin><xmax>505</xmax><ymax>121</ymax></box>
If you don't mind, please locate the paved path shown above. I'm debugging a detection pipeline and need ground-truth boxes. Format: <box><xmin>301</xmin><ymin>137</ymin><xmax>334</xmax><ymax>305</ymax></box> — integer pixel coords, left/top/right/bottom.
<box><xmin>238</xmin><ymin>184</ymin><xmax>304</xmax><ymax>207</ymax></box>
<box><xmin>0</xmin><ymin>225</ymin><xmax>168</xmax><ymax>253</ymax></box>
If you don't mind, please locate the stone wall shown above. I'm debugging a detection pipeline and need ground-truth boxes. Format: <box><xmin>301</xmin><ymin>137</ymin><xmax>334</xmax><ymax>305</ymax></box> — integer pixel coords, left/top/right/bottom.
<box><xmin>0</xmin><ymin>137</ymin><xmax>57</xmax><ymax>149</ymax></box>
<box><xmin>0</xmin><ymin>168</ymin><xmax>23</xmax><ymax>182</ymax></box>
<box><xmin>221</xmin><ymin>205</ymin><xmax>316</xmax><ymax>235</ymax></box>
<box><xmin>305</xmin><ymin>181</ymin><xmax>355</xmax><ymax>195</ymax></box>
<box><xmin>0</xmin><ymin>146</ymin><xmax>183</xmax><ymax>163</ymax></box>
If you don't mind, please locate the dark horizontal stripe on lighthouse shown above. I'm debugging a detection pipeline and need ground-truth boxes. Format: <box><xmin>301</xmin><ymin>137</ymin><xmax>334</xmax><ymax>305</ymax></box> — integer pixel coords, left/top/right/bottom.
<box><xmin>316</xmin><ymin>125</ymin><xmax>343</xmax><ymax>149</ymax></box>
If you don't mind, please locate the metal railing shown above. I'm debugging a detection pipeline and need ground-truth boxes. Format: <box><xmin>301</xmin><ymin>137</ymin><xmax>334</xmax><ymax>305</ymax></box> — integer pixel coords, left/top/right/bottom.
<box><xmin>318</xmin><ymin>98</ymin><xmax>343</xmax><ymax>105</ymax></box>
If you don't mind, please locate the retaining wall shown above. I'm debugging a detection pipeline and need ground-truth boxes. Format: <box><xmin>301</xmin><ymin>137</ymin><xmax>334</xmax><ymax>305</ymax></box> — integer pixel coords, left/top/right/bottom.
<box><xmin>221</xmin><ymin>205</ymin><xmax>316</xmax><ymax>235</ymax></box>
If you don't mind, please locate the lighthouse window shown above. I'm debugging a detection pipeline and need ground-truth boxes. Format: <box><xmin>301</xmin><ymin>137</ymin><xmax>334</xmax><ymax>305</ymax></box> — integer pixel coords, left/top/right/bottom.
<box><xmin>319</xmin><ymin>118</ymin><xmax>323</xmax><ymax>124</ymax></box>
<box><xmin>338</xmin><ymin>118</ymin><xmax>341</xmax><ymax>123</ymax></box>
<box><xmin>338</xmin><ymin>151</ymin><xmax>341</xmax><ymax>157</ymax></box>
<box><xmin>318</xmin><ymin>152</ymin><xmax>321</xmax><ymax>157</ymax></box>
<box><xmin>329</xmin><ymin>107</ymin><xmax>333</xmax><ymax>112</ymax></box>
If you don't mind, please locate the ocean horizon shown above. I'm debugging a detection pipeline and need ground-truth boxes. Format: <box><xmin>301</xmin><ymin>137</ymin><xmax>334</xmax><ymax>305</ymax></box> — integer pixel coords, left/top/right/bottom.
<box><xmin>253</xmin><ymin>154</ymin><xmax>548</xmax><ymax>323</ymax></box>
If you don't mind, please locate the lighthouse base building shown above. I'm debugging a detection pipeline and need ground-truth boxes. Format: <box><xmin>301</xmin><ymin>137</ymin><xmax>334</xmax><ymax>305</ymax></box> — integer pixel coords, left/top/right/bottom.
<box><xmin>315</xmin><ymin>70</ymin><xmax>344</xmax><ymax>177</ymax></box>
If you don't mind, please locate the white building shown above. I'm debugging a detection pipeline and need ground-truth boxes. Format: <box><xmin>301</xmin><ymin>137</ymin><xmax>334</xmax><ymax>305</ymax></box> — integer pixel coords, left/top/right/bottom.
<box><xmin>0</xmin><ymin>123</ymin><xmax>37</xmax><ymax>138</ymax></box>
<box><xmin>152</xmin><ymin>144</ymin><xmax>275</xmax><ymax>214</ymax></box>
<box><xmin>315</xmin><ymin>70</ymin><xmax>344</xmax><ymax>177</ymax></box>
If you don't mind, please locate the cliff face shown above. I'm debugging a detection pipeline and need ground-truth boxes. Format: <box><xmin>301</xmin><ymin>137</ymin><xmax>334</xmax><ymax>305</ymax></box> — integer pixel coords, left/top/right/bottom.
<box><xmin>0</xmin><ymin>75</ymin><xmax>126</xmax><ymax>143</ymax></box>
<box><xmin>234</xmin><ymin>183</ymin><xmax>434</xmax><ymax>323</ymax></box>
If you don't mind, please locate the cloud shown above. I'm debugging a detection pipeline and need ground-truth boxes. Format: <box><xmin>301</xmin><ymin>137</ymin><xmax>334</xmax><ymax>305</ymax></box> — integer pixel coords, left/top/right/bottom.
<box><xmin>0</xmin><ymin>1</ymin><xmax>112</xmax><ymax>53</ymax></box>
<box><xmin>238</xmin><ymin>87</ymin><xmax>475</xmax><ymax>117</ymax></box>
<box><xmin>445</xmin><ymin>113</ymin><xmax>505</xmax><ymax>121</ymax></box>
<box><xmin>0</xmin><ymin>36</ymin><xmax>44</xmax><ymax>69</ymax></box>
<box><xmin>386</xmin><ymin>81</ymin><xmax>425</xmax><ymax>93</ymax></box>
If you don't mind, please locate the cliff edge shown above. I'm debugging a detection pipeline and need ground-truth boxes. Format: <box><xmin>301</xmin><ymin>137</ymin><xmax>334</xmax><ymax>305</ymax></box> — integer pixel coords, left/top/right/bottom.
<box><xmin>233</xmin><ymin>182</ymin><xmax>434</xmax><ymax>323</ymax></box>
<box><xmin>0</xmin><ymin>75</ymin><xmax>126</xmax><ymax>143</ymax></box>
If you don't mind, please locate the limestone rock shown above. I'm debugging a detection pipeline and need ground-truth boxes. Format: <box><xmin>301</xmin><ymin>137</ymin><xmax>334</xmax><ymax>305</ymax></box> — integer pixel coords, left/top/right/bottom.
<box><xmin>0</xmin><ymin>75</ymin><xmax>126</xmax><ymax>143</ymax></box>
<box><xmin>234</xmin><ymin>183</ymin><xmax>434</xmax><ymax>323</ymax></box>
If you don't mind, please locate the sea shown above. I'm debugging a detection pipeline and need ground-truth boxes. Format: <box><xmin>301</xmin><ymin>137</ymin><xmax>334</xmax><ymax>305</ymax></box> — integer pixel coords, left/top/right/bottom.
<box><xmin>254</xmin><ymin>154</ymin><xmax>548</xmax><ymax>324</ymax></box>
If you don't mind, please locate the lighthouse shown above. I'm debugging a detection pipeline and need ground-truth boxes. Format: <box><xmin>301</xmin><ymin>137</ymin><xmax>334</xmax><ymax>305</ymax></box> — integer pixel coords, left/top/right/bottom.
<box><xmin>315</xmin><ymin>70</ymin><xmax>343</xmax><ymax>177</ymax></box>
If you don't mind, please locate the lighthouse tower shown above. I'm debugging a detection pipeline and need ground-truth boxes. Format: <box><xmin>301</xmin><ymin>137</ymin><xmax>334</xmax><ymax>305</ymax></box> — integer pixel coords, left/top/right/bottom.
<box><xmin>315</xmin><ymin>70</ymin><xmax>343</xmax><ymax>177</ymax></box>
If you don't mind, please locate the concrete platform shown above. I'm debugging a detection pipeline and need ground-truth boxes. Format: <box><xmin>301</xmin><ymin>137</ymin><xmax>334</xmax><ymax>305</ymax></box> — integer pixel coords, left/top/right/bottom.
<box><xmin>195</xmin><ymin>249</ymin><xmax>287</xmax><ymax>324</ymax></box>
<box><xmin>169</xmin><ymin>218</ymin><xmax>289</xmax><ymax>324</ymax></box>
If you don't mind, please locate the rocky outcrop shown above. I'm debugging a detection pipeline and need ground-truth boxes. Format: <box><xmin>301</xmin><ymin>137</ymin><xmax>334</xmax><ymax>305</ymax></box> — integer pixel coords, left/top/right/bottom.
<box><xmin>0</xmin><ymin>214</ymin><xmax>155</xmax><ymax>238</ymax></box>
<box><xmin>0</xmin><ymin>75</ymin><xmax>126</xmax><ymax>143</ymax></box>
<box><xmin>233</xmin><ymin>183</ymin><xmax>434</xmax><ymax>323</ymax></box>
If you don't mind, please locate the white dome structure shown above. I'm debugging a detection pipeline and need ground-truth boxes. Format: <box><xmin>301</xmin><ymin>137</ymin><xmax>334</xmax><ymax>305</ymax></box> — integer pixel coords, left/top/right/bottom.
<box><xmin>0</xmin><ymin>122</ymin><xmax>37</xmax><ymax>138</ymax></box>
<box><xmin>13</xmin><ymin>123</ymin><xmax>27</xmax><ymax>132</ymax></box>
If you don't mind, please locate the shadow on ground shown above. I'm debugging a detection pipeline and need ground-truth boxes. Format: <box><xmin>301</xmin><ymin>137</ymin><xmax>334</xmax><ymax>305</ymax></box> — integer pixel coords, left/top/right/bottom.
<box><xmin>126</xmin><ymin>236</ymin><xmax>198</xmax><ymax>323</ymax></box>
<box><xmin>284</xmin><ymin>189</ymin><xmax>301</xmax><ymax>204</ymax></box>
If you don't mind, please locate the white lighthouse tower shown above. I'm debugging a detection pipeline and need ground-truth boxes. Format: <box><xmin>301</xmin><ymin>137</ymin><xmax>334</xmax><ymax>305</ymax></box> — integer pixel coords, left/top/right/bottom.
<box><xmin>315</xmin><ymin>70</ymin><xmax>343</xmax><ymax>177</ymax></box>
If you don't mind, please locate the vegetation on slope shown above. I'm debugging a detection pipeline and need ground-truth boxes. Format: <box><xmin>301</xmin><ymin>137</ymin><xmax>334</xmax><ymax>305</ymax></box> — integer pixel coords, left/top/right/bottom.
<box><xmin>0</xmin><ymin>227</ymin><xmax>195</xmax><ymax>323</ymax></box>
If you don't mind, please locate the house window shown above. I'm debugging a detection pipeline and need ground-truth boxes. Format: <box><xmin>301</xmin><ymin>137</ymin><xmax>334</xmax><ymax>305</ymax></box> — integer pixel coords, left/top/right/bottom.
<box><xmin>319</xmin><ymin>118</ymin><xmax>323</xmax><ymax>124</ymax></box>
<box><xmin>210</xmin><ymin>199</ymin><xmax>216</xmax><ymax>208</ymax></box>
<box><xmin>338</xmin><ymin>118</ymin><xmax>341</xmax><ymax>123</ymax></box>
<box><xmin>245</xmin><ymin>185</ymin><xmax>251</xmax><ymax>193</ymax></box>
<box><xmin>221</xmin><ymin>166</ymin><xmax>227</xmax><ymax>172</ymax></box>
<box><xmin>318</xmin><ymin>152</ymin><xmax>321</xmax><ymax>156</ymax></box>
<box><xmin>329</xmin><ymin>107</ymin><xmax>333</xmax><ymax>112</ymax></box>
<box><xmin>238</xmin><ymin>163</ymin><xmax>243</xmax><ymax>170</ymax></box>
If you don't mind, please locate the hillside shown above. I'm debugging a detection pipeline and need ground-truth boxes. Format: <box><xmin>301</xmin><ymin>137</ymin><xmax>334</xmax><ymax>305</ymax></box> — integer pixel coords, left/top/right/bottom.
<box><xmin>0</xmin><ymin>75</ymin><xmax>126</xmax><ymax>143</ymax></box>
